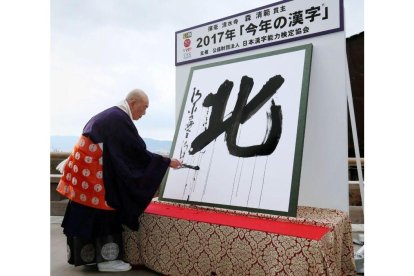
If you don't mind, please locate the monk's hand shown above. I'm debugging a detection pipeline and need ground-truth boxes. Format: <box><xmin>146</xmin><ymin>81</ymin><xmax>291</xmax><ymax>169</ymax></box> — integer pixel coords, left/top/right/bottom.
<box><xmin>169</xmin><ymin>158</ymin><xmax>182</xmax><ymax>169</ymax></box>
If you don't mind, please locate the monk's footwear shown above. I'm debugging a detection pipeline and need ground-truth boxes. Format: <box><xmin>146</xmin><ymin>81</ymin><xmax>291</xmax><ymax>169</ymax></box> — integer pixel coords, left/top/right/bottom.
<box><xmin>97</xmin><ymin>260</ymin><xmax>132</xmax><ymax>272</ymax></box>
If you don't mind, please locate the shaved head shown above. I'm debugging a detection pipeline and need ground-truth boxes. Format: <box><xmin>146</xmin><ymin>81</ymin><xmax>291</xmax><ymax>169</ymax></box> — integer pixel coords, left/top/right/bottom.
<box><xmin>126</xmin><ymin>89</ymin><xmax>148</xmax><ymax>104</ymax></box>
<box><xmin>126</xmin><ymin>89</ymin><xmax>149</xmax><ymax>120</ymax></box>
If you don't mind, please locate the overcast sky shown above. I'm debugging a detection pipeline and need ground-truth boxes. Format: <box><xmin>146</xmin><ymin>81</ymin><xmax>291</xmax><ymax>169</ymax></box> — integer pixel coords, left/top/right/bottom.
<box><xmin>51</xmin><ymin>0</ymin><xmax>364</xmax><ymax>140</ymax></box>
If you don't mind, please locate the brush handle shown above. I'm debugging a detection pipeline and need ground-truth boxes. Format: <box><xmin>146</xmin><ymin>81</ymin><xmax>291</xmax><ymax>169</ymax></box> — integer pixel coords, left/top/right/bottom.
<box><xmin>181</xmin><ymin>163</ymin><xmax>200</xmax><ymax>170</ymax></box>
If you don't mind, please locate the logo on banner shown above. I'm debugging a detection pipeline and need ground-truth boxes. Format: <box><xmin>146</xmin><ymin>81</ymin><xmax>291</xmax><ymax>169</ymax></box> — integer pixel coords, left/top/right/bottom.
<box><xmin>184</xmin><ymin>38</ymin><xmax>191</xmax><ymax>48</ymax></box>
<box><xmin>183</xmin><ymin>32</ymin><xmax>192</xmax><ymax>39</ymax></box>
<box><xmin>182</xmin><ymin>33</ymin><xmax>192</xmax><ymax>59</ymax></box>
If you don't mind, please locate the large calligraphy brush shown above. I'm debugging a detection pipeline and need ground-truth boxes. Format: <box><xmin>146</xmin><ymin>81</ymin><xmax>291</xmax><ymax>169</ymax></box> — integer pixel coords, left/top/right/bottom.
<box><xmin>180</xmin><ymin>163</ymin><xmax>200</xmax><ymax>170</ymax></box>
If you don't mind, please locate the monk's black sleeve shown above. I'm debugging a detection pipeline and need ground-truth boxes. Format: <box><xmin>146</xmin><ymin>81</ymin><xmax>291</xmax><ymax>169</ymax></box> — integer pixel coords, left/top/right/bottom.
<box><xmin>98</xmin><ymin>109</ymin><xmax>170</xmax><ymax>230</ymax></box>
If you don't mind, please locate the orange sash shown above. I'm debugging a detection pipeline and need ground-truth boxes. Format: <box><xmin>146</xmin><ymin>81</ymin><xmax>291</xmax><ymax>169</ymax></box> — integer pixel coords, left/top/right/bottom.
<box><xmin>56</xmin><ymin>136</ymin><xmax>114</xmax><ymax>210</ymax></box>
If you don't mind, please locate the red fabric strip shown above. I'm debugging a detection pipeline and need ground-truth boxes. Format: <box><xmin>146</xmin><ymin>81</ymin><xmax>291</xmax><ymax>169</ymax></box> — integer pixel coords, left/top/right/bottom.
<box><xmin>144</xmin><ymin>202</ymin><xmax>330</xmax><ymax>240</ymax></box>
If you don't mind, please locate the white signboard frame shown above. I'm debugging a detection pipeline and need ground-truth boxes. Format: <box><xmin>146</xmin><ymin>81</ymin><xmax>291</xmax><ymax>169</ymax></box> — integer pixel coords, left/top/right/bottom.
<box><xmin>176</xmin><ymin>0</ymin><xmax>343</xmax><ymax>65</ymax></box>
<box><xmin>171</xmin><ymin>0</ymin><xmax>349</xmax><ymax>214</ymax></box>
<box><xmin>160</xmin><ymin>44</ymin><xmax>312</xmax><ymax>216</ymax></box>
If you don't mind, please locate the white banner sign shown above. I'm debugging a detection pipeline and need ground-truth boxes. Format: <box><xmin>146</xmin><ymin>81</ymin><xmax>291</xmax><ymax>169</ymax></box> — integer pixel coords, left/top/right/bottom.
<box><xmin>163</xmin><ymin>45</ymin><xmax>313</xmax><ymax>216</ymax></box>
<box><xmin>176</xmin><ymin>0</ymin><xmax>343</xmax><ymax>65</ymax></box>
